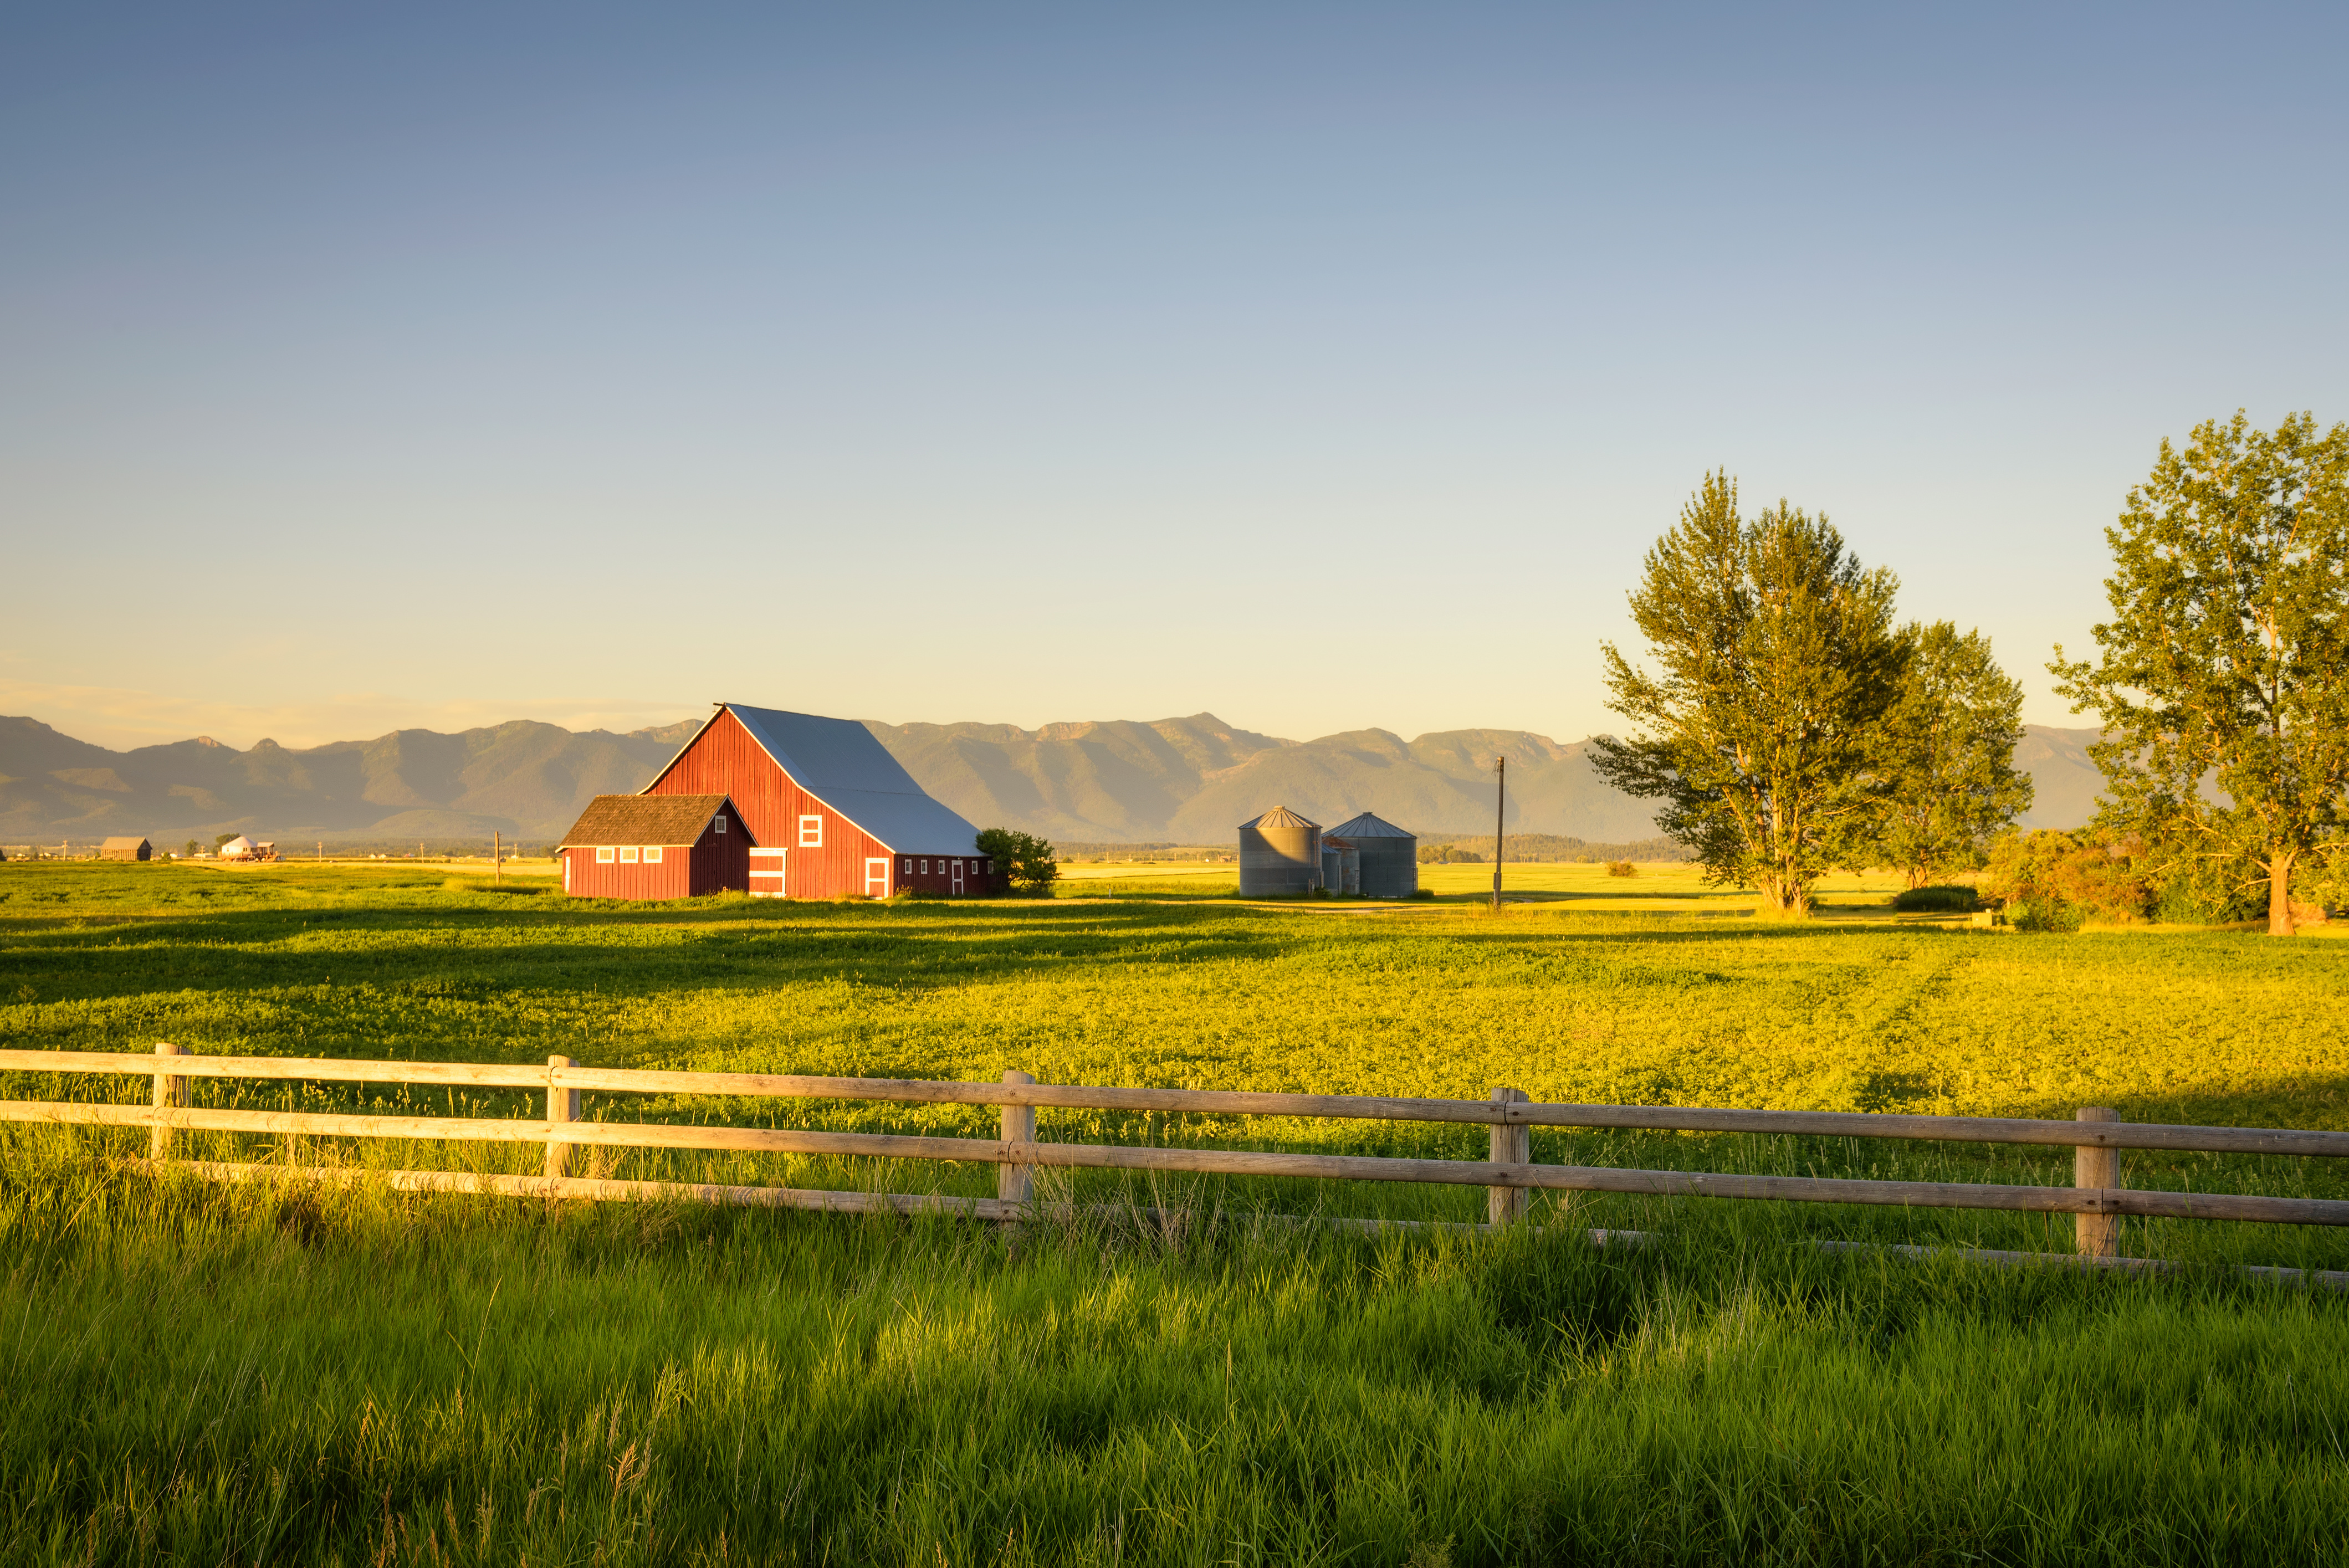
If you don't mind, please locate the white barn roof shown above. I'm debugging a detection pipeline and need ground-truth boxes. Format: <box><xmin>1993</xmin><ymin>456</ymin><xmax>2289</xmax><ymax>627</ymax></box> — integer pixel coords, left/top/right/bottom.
<box><xmin>721</xmin><ymin>704</ymin><xmax>981</xmax><ymax>855</ymax></box>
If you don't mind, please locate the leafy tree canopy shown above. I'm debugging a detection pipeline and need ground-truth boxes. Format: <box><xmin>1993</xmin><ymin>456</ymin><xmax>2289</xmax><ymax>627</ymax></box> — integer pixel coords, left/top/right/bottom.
<box><xmin>1595</xmin><ymin>473</ymin><xmax>1905</xmax><ymax>912</ymax></box>
<box><xmin>1877</xmin><ymin>621</ymin><xmax>2033</xmax><ymax>887</ymax></box>
<box><xmin>2050</xmin><ymin>411</ymin><xmax>2349</xmax><ymax>936</ymax></box>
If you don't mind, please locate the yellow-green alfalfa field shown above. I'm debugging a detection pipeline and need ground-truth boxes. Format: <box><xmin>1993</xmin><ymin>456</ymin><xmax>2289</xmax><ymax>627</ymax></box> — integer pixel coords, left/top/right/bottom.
<box><xmin>6</xmin><ymin>857</ymin><xmax>2349</xmax><ymax>1566</ymax></box>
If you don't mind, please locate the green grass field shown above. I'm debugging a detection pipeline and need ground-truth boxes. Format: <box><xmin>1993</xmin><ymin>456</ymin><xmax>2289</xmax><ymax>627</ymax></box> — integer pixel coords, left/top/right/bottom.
<box><xmin>6</xmin><ymin>860</ymin><xmax>2349</xmax><ymax>1563</ymax></box>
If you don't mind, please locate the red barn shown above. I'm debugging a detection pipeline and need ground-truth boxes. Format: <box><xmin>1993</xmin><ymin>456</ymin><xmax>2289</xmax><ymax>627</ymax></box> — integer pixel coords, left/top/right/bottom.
<box><xmin>557</xmin><ymin>793</ymin><xmax>751</xmax><ymax>900</ymax></box>
<box><xmin>642</xmin><ymin>704</ymin><xmax>989</xmax><ymax>898</ymax></box>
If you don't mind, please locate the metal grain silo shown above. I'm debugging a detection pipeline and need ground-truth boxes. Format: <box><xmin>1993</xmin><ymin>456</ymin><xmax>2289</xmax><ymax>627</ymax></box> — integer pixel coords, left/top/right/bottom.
<box><xmin>1324</xmin><ymin>836</ymin><xmax>1362</xmax><ymax>895</ymax></box>
<box><xmin>1239</xmin><ymin>806</ymin><xmax>1322</xmax><ymax>895</ymax></box>
<box><xmin>1325</xmin><ymin>812</ymin><xmax>1416</xmax><ymax>897</ymax></box>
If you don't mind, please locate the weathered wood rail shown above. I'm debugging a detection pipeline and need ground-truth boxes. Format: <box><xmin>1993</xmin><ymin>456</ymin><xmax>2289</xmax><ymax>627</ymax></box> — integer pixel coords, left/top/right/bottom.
<box><xmin>4</xmin><ymin>1045</ymin><xmax>2348</xmax><ymax>1265</ymax></box>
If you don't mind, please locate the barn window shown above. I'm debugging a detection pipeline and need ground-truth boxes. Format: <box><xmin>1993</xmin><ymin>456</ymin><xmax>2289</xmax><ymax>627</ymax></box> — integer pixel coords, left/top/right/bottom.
<box><xmin>799</xmin><ymin>816</ymin><xmax>823</xmax><ymax>847</ymax></box>
<box><xmin>620</xmin><ymin>846</ymin><xmax>639</xmax><ymax>864</ymax></box>
<box><xmin>714</xmin><ymin>815</ymin><xmax>727</xmax><ymax>833</ymax></box>
<box><xmin>920</xmin><ymin>860</ymin><xmax>928</xmax><ymax>874</ymax></box>
<box><xmin>902</xmin><ymin>858</ymin><xmax>912</xmax><ymax>875</ymax></box>
<box><xmin>644</xmin><ymin>846</ymin><xmax>663</xmax><ymax>864</ymax></box>
<box><xmin>596</xmin><ymin>847</ymin><xmax>615</xmax><ymax>864</ymax></box>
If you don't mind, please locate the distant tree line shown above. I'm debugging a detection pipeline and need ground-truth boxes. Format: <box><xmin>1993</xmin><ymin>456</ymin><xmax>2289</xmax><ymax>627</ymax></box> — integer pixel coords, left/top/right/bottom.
<box><xmin>1598</xmin><ymin>411</ymin><xmax>2349</xmax><ymax>935</ymax></box>
<box><xmin>1416</xmin><ymin>833</ymin><xmax>1694</xmax><ymax>865</ymax></box>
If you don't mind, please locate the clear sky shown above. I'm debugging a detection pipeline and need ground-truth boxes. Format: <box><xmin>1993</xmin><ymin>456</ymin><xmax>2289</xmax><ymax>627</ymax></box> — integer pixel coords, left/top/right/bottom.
<box><xmin>6</xmin><ymin>3</ymin><xmax>2346</xmax><ymax>752</ymax></box>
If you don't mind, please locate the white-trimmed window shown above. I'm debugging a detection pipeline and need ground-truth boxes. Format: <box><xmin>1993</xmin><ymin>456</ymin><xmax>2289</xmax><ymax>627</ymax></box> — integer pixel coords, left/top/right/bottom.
<box><xmin>902</xmin><ymin>858</ymin><xmax>912</xmax><ymax>875</ymax></box>
<box><xmin>644</xmin><ymin>846</ymin><xmax>663</xmax><ymax>864</ymax></box>
<box><xmin>799</xmin><ymin>816</ymin><xmax>823</xmax><ymax>847</ymax></box>
<box><xmin>620</xmin><ymin>846</ymin><xmax>639</xmax><ymax>864</ymax></box>
<box><xmin>920</xmin><ymin>860</ymin><xmax>929</xmax><ymax>875</ymax></box>
<box><xmin>714</xmin><ymin>815</ymin><xmax>727</xmax><ymax>834</ymax></box>
<box><xmin>596</xmin><ymin>847</ymin><xmax>615</xmax><ymax>864</ymax></box>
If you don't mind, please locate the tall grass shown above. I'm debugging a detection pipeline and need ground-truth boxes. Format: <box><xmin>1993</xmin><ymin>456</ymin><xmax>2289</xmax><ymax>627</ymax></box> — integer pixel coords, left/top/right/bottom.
<box><xmin>4</xmin><ymin>1140</ymin><xmax>2348</xmax><ymax>1565</ymax></box>
<box><xmin>9</xmin><ymin>862</ymin><xmax>2349</xmax><ymax>1560</ymax></box>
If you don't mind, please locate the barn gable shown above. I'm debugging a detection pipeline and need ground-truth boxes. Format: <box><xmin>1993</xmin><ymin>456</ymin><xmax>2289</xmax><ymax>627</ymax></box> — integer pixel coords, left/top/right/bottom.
<box><xmin>647</xmin><ymin>704</ymin><xmax>979</xmax><ymax>855</ymax></box>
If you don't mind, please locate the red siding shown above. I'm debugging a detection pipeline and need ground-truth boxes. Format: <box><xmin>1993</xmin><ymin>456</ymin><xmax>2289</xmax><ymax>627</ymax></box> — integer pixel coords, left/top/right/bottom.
<box><xmin>561</xmin><ymin>801</ymin><xmax>753</xmax><ymax>901</ymax></box>
<box><xmin>890</xmin><ymin>853</ymin><xmax>992</xmax><ymax>896</ymax></box>
<box><xmin>562</xmin><ymin>846</ymin><xmax>691</xmax><ymax>900</ymax></box>
<box><xmin>643</xmin><ymin>709</ymin><xmax>985</xmax><ymax>899</ymax></box>
<box><xmin>646</xmin><ymin>710</ymin><xmax>892</xmax><ymax>898</ymax></box>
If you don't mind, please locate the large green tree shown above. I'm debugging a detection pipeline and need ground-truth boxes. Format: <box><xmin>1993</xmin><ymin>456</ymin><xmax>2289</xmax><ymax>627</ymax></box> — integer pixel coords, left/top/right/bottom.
<box><xmin>1876</xmin><ymin>621</ymin><xmax>2033</xmax><ymax>887</ymax></box>
<box><xmin>1595</xmin><ymin>473</ymin><xmax>1905</xmax><ymax>913</ymax></box>
<box><xmin>2051</xmin><ymin>411</ymin><xmax>2349</xmax><ymax>936</ymax></box>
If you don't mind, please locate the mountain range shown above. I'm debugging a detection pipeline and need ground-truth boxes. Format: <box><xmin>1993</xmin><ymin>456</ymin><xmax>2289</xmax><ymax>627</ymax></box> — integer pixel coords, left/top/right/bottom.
<box><xmin>0</xmin><ymin>711</ymin><xmax>2107</xmax><ymax>849</ymax></box>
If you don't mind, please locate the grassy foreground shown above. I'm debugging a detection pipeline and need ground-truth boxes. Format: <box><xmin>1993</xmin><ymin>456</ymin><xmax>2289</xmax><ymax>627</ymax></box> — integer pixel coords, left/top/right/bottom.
<box><xmin>6</xmin><ymin>861</ymin><xmax>2349</xmax><ymax>1562</ymax></box>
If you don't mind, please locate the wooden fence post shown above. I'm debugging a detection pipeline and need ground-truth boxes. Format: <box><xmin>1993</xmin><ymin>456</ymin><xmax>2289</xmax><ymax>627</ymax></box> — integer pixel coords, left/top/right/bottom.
<box><xmin>546</xmin><ymin>1055</ymin><xmax>579</xmax><ymax>1180</ymax></box>
<box><xmin>150</xmin><ymin>1042</ymin><xmax>190</xmax><ymax>1160</ymax></box>
<box><xmin>1000</xmin><ymin>1069</ymin><xmax>1036</xmax><ymax>1214</ymax></box>
<box><xmin>2076</xmin><ymin>1105</ymin><xmax>2121</xmax><ymax>1258</ymax></box>
<box><xmin>1489</xmin><ymin>1085</ymin><xmax>1529</xmax><ymax>1225</ymax></box>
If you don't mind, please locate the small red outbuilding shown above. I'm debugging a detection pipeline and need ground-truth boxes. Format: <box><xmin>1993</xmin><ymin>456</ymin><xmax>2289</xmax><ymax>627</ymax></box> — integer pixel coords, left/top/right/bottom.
<box><xmin>557</xmin><ymin>793</ymin><xmax>751</xmax><ymax>900</ymax></box>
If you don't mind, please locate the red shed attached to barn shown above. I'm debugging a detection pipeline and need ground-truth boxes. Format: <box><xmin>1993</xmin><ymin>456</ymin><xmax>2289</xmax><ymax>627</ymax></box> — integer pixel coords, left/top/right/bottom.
<box><xmin>557</xmin><ymin>793</ymin><xmax>751</xmax><ymax>900</ymax></box>
<box><xmin>642</xmin><ymin>704</ymin><xmax>987</xmax><ymax>899</ymax></box>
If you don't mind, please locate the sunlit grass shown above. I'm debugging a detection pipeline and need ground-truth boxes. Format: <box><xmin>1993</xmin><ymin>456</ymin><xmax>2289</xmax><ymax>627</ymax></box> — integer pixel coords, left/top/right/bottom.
<box><xmin>7</xmin><ymin>860</ymin><xmax>2349</xmax><ymax>1561</ymax></box>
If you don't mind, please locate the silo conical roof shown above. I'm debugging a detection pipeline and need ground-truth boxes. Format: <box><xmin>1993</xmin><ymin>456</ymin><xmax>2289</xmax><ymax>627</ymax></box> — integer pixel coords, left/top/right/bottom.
<box><xmin>1326</xmin><ymin>812</ymin><xmax>1414</xmax><ymax>839</ymax></box>
<box><xmin>1240</xmin><ymin>805</ymin><xmax>1321</xmax><ymax>831</ymax></box>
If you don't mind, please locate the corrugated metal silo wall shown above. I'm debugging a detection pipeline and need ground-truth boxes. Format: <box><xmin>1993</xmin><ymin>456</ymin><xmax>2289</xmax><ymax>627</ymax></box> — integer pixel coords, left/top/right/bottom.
<box><xmin>1240</xmin><ymin>822</ymin><xmax>1322</xmax><ymax>894</ymax></box>
<box><xmin>1356</xmin><ymin>837</ymin><xmax>1417</xmax><ymax>897</ymax></box>
<box><xmin>1339</xmin><ymin>844</ymin><xmax>1361</xmax><ymax>895</ymax></box>
<box><xmin>1319</xmin><ymin>847</ymin><xmax>1340</xmax><ymax>890</ymax></box>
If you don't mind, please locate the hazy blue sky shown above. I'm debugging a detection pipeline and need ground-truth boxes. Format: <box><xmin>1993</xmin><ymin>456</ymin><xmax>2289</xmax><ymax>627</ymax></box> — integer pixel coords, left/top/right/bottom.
<box><xmin>6</xmin><ymin>3</ymin><xmax>2346</xmax><ymax>751</ymax></box>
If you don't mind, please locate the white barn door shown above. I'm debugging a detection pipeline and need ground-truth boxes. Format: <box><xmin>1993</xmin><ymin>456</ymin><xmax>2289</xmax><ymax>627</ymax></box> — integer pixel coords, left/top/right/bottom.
<box><xmin>749</xmin><ymin>848</ymin><xmax>787</xmax><ymax>898</ymax></box>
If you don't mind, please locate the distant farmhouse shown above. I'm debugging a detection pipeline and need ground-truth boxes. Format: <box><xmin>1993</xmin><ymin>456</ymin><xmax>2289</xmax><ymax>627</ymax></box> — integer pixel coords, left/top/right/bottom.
<box><xmin>553</xmin><ymin>704</ymin><xmax>989</xmax><ymax>902</ymax></box>
<box><xmin>100</xmin><ymin>837</ymin><xmax>151</xmax><ymax>862</ymax></box>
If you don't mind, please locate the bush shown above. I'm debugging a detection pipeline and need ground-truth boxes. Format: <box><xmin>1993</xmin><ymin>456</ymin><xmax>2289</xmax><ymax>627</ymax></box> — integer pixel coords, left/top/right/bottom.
<box><xmin>1892</xmin><ymin>884</ymin><xmax>1978</xmax><ymax>913</ymax></box>
<box><xmin>2150</xmin><ymin>864</ymin><xmax>2265</xmax><ymax>926</ymax></box>
<box><xmin>975</xmin><ymin>828</ymin><xmax>1058</xmax><ymax>895</ymax></box>
<box><xmin>1978</xmin><ymin>829</ymin><xmax>2150</xmax><ymax>923</ymax></box>
<box><xmin>2010</xmin><ymin>898</ymin><xmax>2085</xmax><ymax>934</ymax></box>
<box><xmin>1605</xmin><ymin>860</ymin><xmax>1636</xmax><ymax>878</ymax></box>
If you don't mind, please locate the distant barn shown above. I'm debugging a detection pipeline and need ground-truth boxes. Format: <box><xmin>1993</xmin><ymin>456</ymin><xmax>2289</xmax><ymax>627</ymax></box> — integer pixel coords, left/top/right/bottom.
<box><xmin>100</xmin><ymin>836</ymin><xmax>152</xmax><ymax>862</ymax></box>
<box><xmin>642</xmin><ymin>704</ymin><xmax>988</xmax><ymax>899</ymax></box>
<box><xmin>557</xmin><ymin>793</ymin><xmax>750</xmax><ymax>900</ymax></box>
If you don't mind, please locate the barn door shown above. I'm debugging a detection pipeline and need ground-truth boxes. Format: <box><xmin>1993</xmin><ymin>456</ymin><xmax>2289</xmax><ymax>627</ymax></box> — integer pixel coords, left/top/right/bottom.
<box><xmin>749</xmin><ymin>848</ymin><xmax>786</xmax><ymax>898</ymax></box>
<box><xmin>864</xmin><ymin>858</ymin><xmax>891</xmax><ymax>898</ymax></box>
<box><xmin>950</xmin><ymin>858</ymin><xmax>965</xmax><ymax>894</ymax></box>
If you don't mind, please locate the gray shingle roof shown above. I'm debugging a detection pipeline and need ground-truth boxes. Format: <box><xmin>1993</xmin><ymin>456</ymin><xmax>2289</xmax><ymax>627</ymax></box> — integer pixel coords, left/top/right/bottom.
<box><xmin>717</xmin><ymin>704</ymin><xmax>981</xmax><ymax>854</ymax></box>
<box><xmin>561</xmin><ymin>793</ymin><xmax>743</xmax><ymax>848</ymax></box>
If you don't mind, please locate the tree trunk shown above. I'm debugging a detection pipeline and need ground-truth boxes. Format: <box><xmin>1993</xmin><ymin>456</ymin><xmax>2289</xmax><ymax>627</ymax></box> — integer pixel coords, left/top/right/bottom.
<box><xmin>2269</xmin><ymin>851</ymin><xmax>2297</xmax><ymax>936</ymax></box>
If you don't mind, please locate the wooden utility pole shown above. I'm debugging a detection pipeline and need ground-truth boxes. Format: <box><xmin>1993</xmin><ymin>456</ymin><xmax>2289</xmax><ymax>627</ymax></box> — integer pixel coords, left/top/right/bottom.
<box><xmin>494</xmin><ymin>830</ymin><xmax>501</xmax><ymax>885</ymax></box>
<box><xmin>1491</xmin><ymin>755</ymin><xmax>1506</xmax><ymax>911</ymax></box>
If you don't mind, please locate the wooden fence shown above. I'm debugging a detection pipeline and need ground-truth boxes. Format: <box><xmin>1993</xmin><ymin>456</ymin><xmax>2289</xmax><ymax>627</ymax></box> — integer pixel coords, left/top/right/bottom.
<box><xmin>4</xmin><ymin>1044</ymin><xmax>2348</xmax><ymax>1269</ymax></box>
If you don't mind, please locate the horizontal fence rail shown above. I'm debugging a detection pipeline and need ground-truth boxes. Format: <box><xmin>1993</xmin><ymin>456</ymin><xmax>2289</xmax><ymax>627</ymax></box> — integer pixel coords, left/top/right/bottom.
<box><xmin>9</xmin><ymin>1048</ymin><xmax>2348</xmax><ymax>1157</ymax></box>
<box><xmin>5</xmin><ymin>1047</ymin><xmax>2348</xmax><ymax>1274</ymax></box>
